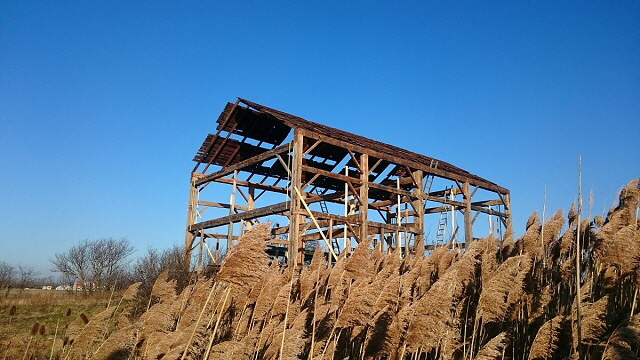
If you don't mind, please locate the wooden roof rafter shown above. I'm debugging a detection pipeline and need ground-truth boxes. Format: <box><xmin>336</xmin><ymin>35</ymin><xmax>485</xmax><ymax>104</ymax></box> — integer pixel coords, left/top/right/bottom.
<box><xmin>192</xmin><ymin>98</ymin><xmax>508</xmax><ymax>196</ymax></box>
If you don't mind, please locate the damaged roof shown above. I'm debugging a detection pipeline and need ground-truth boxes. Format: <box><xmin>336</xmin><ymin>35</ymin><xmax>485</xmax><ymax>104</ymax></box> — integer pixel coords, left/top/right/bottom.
<box><xmin>194</xmin><ymin>98</ymin><xmax>508</xmax><ymax>194</ymax></box>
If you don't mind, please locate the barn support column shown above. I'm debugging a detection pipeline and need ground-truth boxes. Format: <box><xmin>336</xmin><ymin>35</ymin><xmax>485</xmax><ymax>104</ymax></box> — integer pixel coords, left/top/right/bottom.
<box><xmin>246</xmin><ymin>186</ymin><xmax>255</xmax><ymax>232</ymax></box>
<box><xmin>463</xmin><ymin>182</ymin><xmax>473</xmax><ymax>245</ymax></box>
<box><xmin>288</xmin><ymin>130</ymin><xmax>304</xmax><ymax>267</ymax></box>
<box><xmin>359</xmin><ymin>153</ymin><xmax>369</xmax><ymax>243</ymax></box>
<box><xmin>184</xmin><ymin>176</ymin><xmax>198</xmax><ymax>269</ymax></box>
<box><xmin>413</xmin><ymin>170</ymin><xmax>425</xmax><ymax>254</ymax></box>
<box><xmin>503</xmin><ymin>192</ymin><xmax>513</xmax><ymax>240</ymax></box>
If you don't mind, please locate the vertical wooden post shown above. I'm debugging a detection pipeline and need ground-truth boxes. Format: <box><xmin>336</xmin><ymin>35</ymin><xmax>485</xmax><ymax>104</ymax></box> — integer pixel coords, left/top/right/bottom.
<box><xmin>246</xmin><ymin>186</ymin><xmax>255</xmax><ymax>232</ymax></box>
<box><xmin>226</xmin><ymin>170</ymin><xmax>237</xmax><ymax>252</ymax></box>
<box><xmin>359</xmin><ymin>153</ymin><xmax>369</xmax><ymax>244</ymax></box>
<box><xmin>397</xmin><ymin>178</ymin><xmax>401</xmax><ymax>256</ymax></box>
<box><xmin>328</xmin><ymin>219</ymin><xmax>334</xmax><ymax>265</ymax></box>
<box><xmin>386</xmin><ymin>211</ymin><xmax>394</xmax><ymax>251</ymax></box>
<box><xmin>413</xmin><ymin>170</ymin><xmax>425</xmax><ymax>255</ymax></box>
<box><xmin>215</xmin><ymin>238</ymin><xmax>220</xmax><ymax>263</ymax></box>
<box><xmin>344</xmin><ymin>167</ymin><xmax>350</xmax><ymax>254</ymax></box>
<box><xmin>197</xmin><ymin>229</ymin><xmax>204</xmax><ymax>273</ymax></box>
<box><xmin>503</xmin><ymin>192</ymin><xmax>513</xmax><ymax>239</ymax></box>
<box><xmin>288</xmin><ymin>131</ymin><xmax>304</xmax><ymax>267</ymax></box>
<box><xmin>463</xmin><ymin>182</ymin><xmax>473</xmax><ymax>246</ymax></box>
<box><xmin>184</xmin><ymin>175</ymin><xmax>198</xmax><ymax>269</ymax></box>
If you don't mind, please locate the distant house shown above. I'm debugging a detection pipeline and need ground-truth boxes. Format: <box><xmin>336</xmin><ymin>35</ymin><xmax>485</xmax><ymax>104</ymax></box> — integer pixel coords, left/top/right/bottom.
<box><xmin>41</xmin><ymin>285</ymin><xmax>52</xmax><ymax>290</ymax></box>
<box><xmin>73</xmin><ymin>280</ymin><xmax>83</xmax><ymax>291</ymax></box>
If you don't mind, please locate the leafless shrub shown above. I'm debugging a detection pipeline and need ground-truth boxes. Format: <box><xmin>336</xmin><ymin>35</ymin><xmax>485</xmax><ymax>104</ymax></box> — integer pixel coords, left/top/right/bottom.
<box><xmin>50</xmin><ymin>237</ymin><xmax>134</xmax><ymax>292</ymax></box>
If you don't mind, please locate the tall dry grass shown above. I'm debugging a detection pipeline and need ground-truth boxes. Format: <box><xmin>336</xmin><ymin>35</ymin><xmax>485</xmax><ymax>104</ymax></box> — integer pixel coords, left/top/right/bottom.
<box><xmin>5</xmin><ymin>180</ymin><xmax>640</xmax><ymax>360</ymax></box>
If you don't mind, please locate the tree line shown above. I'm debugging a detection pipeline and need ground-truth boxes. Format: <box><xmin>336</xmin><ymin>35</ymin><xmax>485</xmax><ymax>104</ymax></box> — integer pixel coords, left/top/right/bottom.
<box><xmin>0</xmin><ymin>237</ymin><xmax>193</xmax><ymax>295</ymax></box>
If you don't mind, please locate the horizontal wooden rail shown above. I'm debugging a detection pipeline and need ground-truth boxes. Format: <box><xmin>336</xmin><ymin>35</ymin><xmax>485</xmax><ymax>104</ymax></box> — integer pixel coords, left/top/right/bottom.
<box><xmin>194</xmin><ymin>142</ymin><xmax>292</xmax><ymax>186</ymax></box>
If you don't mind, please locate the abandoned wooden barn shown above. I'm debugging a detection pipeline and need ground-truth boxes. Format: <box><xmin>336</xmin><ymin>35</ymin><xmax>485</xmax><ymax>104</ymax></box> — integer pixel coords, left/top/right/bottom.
<box><xmin>185</xmin><ymin>98</ymin><xmax>512</xmax><ymax>268</ymax></box>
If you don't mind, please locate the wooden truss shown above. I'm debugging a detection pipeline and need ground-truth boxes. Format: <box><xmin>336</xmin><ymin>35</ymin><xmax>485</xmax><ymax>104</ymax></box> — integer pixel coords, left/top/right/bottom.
<box><xmin>185</xmin><ymin>99</ymin><xmax>512</xmax><ymax>269</ymax></box>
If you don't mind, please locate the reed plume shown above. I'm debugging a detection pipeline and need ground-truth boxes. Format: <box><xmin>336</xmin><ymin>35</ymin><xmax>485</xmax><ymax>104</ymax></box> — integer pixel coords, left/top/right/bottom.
<box><xmin>528</xmin><ymin>315</ymin><xmax>566</xmax><ymax>360</ymax></box>
<box><xmin>602</xmin><ymin>313</ymin><xmax>640</xmax><ymax>360</ymax></box>
<box><xmin>151</xmin><ymin>270</ymin><xmax>177</xmax><ymax>303</ymax></box>
<box><xmin>478</xmin><ymin>255</ymin><xmax>531</xmax><ymax>325</ymax></box>
<box><xmin>216</xmin><ymin>223</ymin><xmax>271</xmax><ymax>288</ymax></box>
<box><xmin>344</xmin><ymin>236</ymin><xmax>373</xmax><ymax>280</ymax></box>
<box><xmin>68</xmin><ymin>307</ymin><xmax>116</xmax><ymax>356</ymax></box>
<box><xmin>91</xmin><ymin>324</ymin><xmax>136</xmax><ymax>360</ymax></box>
<box><xmin>474</xmin><ymin>332</ymin><xmax>510</xmax><ymax>360</ymax></box>
<box><xmin>580</xmin><ymin>295</ymin><xmax>610</xmax><ymax>343</ymax></box>
<box><xmin>11</xmin><ymin>179</ymin><xmax>637</xmax><ymax>360</ymax></box>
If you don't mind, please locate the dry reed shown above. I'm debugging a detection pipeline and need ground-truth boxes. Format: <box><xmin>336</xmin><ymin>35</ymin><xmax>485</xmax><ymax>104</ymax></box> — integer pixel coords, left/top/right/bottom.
<box><xmin>6</xmin><ymin>180</ymin><xmax>640</xmax><ymax>360</ymax></box>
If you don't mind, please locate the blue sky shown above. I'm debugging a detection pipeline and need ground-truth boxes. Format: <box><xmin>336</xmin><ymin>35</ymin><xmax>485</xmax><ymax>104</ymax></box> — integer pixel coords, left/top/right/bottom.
<box><xmin>1</xmin><ymin>1</ymin><xmax>638</xmax><ymax>275</ymax></box>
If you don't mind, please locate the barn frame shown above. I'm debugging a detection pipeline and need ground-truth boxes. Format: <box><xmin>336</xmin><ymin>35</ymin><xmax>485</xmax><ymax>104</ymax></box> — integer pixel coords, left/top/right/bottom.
<box><xmin>185</xmin><ymin>98</ymin><xmax>512</xmax><ymax>269</ymax></box>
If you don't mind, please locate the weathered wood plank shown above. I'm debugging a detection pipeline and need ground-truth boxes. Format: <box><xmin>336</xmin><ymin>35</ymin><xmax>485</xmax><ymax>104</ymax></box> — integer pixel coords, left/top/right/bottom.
<box><xmin>194</xmin><ymin>142</ymin><xmax>292</xmax><ymax>186</ymax></box>
<box><xmin>301</xmin><ymin>165</ymin><xmax>362</xmax><ymax>184</ymax></box>
<box><xmin>189</xmin><ymin>202</ymin><xmax>290</xmax><ymax>231</ymax></box>
<box><xmin>302</xmin><ymin>131</ymin><xmax>509</xmax><ymax>194</ymax></box>
<box><xmin>463</xmin><ymin>182</ymin><xmax>473</xmax><ymax>245</ymax></box>
<box><xmin>196</xmin><ymin>200</ymin><xmax>249</xmax><ymax>211</ymax></box>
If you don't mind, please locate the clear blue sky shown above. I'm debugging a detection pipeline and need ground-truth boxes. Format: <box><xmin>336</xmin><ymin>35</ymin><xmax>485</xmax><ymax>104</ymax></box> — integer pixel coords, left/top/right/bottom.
<box><xmin>1</xmin><ymin>2</ymin><xmax>638</xmax><ymax>275</ymax></box>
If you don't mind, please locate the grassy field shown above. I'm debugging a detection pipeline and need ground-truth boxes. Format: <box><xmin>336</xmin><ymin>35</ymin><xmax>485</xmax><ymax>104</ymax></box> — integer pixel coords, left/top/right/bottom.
<box><xmin>1</xmin><ymin>289</ymin><xmax>112</xmax><ymax>359</ymax></box>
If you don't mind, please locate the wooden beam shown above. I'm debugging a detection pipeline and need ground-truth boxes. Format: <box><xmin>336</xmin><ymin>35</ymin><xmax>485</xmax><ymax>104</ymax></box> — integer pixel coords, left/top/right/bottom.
<box><xmin>302</xmin><ymin>131</ymin><xmax>509</xmax><ymax>194</ymax></box>
<box><xmin>216</xmin><ymin>177</ymin><xmax>346</xmax><ymax>206</ymax></box>
<box><xmin>370</xmin><ymin>195</ymin><xmax>419</xmax><ymax>209</ymax></box>
<box><xmin>289</xmin><ymin>130</ymin><xmax>304</xmax><ymax>267</ymax></box>
<box><xmin>184</xmin><ymin>180</ymin><xmax>198</xmax><ymax>268</ymax></box>
<box><xmin>471</xmin><ymin>210</ymin><xmax>481</xmax><ymax>225</ymax></box>
<box><xmin>301</xmin><ymin>165</ymin><xmax>362</xmax><ymax>185</ymax></box>
<box><xmin>425</xmin><ymin>204</ymin><xmax>508</xmax><ymax>218</ymax></box>
<box><xmin>347</xmin><ymin>149</ymin><xmax>362</xmax><ymax>172</ymax></box>
<box><xmin>194</xmin><ymin>142</ymin><xmax>292</xmax><ymax>186</ymax></box>
<box><xmin>463</xmin><ymin>181</ymin><xmax>473</xmax><ymax>245</ymax></box>
<box><xmin>471</xmin><ymin>199</ymin><xmax>503</xmax><ymax>207</ymax></box>
<box><xmin>303</xmin><ymin>138</ymin><xmax>321</xmax><ymax>156</ymax></box>
<box><xmin>193</xmin><ymin>99</ymin><xmax>239</xmax><ymax>172</ymax></box>
<box><xmin>245</xmin><ymin>186</ymin><xmax>255</xmax><ymax>231</ymax></box>
<box><xmin>413</xmin><ymin>170</ymin><xmax>425</xmax><ymax>253</ymax></box>
<box><xmin>196</xmin><ymin>200</ymin><xmax>248</xmax><ymax>211</ymax></box>
<box><xmin>428</xmin><ymin>187</ymin><xmax>462</xmax><ymax>197</ymax></box>
<box><xmin>368</xmin><ymin>182</ymin><xmax>413</xmax><ymax>197</ymax></box>
<box><xmin>304</xmin><ymin>210</ymin><xmax>418</xmax><ymax>233</ymax></box>
<box><xmin>189</xmin><ymin>201</ymin><xmax>290</xmax><ymax>231</ymax></box>
<box><xmin>502</xmin><ymin>192</ymin><xmax>513</xmax><ymax>237</ymax></box>
<box><xmin>301</xmin><ymin>221</ymin><xmax>424</xmax><ymax>242</ymax></box>
<box><xmin>226</xmin><ymin>171</ymin><xmax>237</xmax><ymax>252</ymax></box>
<box><xmin>359</xmin><ymin>153</ymin><xmax>369</xmax><ymax>242</ymax></box>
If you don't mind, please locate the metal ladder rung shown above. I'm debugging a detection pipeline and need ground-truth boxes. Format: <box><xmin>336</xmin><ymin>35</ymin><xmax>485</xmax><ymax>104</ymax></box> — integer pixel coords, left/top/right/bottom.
<box><xmin>435</xmin><ymin>188</ymin><xmax>450</xmax><ymax>244</ymax></box>
<box><xmin>315</xmin><ymin>188</ymin><xmax>329</xmax><ymax>214</ymax></box>
<box><xmin>424</xmin><ymin>174</ymin><xmax>435</xmax><ymax>194</ymax></box>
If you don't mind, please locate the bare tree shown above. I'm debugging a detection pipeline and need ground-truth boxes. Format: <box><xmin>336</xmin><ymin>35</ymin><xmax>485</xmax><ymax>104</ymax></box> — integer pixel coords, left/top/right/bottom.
<box><xmin>0</xmin><ymin>261</ymin><xmax>14</xmax><ymax>292</ymax></box>
<box><xmin>51</xmin><ymin>239</ymin><xmax>90</xmax><ymax>287</ymax></box>
<box><xmin>16</xmin><ymin>265</ymin><xmax>38</xmax><ymax>289</ymax></box>
<box><xmin>130</xmin><ymin>245</ymin><xmax>191</xmax><ymax>294</ymax></box>
<box><xmin>89</xmin><ymin>238</ymin><xmax>134</xmax><ymax>286</ymax></box>
<box><xmin>51</xmin><ymin>238</ymin><xmax>134</xmax><ymax>291</ymax></box>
